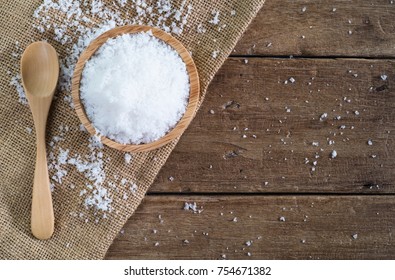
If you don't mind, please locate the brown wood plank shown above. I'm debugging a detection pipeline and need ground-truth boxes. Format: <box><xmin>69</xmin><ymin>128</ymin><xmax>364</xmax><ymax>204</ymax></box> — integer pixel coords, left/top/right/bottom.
<box><xmin>233</xmin><ymin>0</ymin><xmax>395</xmax><ymax>57</ymax></box>
<box><xmin>150</xmin><ymin>58</ymin><xmax>395</xmax><ymax>193</ymax></box>
<box><xmin>106</xmin><ymin>195</ymin><xmax>395</xmax><ymax>259</ymax></box>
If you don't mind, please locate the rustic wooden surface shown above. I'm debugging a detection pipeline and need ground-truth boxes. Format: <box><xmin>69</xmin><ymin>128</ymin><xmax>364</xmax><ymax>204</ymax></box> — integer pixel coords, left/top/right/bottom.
<box><xmin>106</xmin><ymin>0</ymin><xmax>395</xmax><ymax>259</ymax></box>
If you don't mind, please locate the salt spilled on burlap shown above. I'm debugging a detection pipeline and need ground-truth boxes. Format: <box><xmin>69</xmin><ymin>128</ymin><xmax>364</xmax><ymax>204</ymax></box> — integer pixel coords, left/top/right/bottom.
<box><xmin>80</xmin><ymin>31</ymin><xmax>190</xmax><ymax>144</ymax></box>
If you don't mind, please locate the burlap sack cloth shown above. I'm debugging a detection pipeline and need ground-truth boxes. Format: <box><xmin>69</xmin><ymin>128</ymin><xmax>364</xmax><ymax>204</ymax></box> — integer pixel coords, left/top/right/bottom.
<box><xmin>0</xmin><ymin>0</ymin><xmax>265</xmax><ymax>259</ymax></box>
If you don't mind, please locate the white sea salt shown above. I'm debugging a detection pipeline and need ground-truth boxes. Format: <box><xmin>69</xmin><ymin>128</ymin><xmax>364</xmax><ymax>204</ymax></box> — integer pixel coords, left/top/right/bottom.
<box><xmin>26</xmin><ymin>0</ymin><xmax>194</xmax><ymax>108</ymax></box>
<box><xmin>184</xmin><ymin>202</ymin><xmax>198</xmax><ymax>212</ymax></box>
<box><xmin>331</xmin><ymin>150</ymin><xmax>337</xmax><ymax>158</ymax></box>
<box><xmin>81</xmin><ymin>32</ymin><xmax>190</xmax><ymax>145</ymax></box>
<box><xmin>124</xmin><ymin>153</ymin><xmax>132</xmax><ymax>164</ymax></box>
<box><xmin>196</xmin><ymin>23</ymin><xmax>206</xmax><ymax>33</ymax></box>
<box><xmin>10</xmin><ymin>74</ymin><xmax>27</xmax><ymax>104</ymax></box>
<box><xmin>319</xmin><ymin>113</ymin><xmax>328</xmax><ymax>121</ymax></box>
<box><xmin>212</xmin><ymin>50</ymin><xmax>220</xmax><ymax>59</ymax></box>
<box><xmin>209</xmin><ymin>10</ymin><xmax>220</xmax><ymax>25</ymax></box>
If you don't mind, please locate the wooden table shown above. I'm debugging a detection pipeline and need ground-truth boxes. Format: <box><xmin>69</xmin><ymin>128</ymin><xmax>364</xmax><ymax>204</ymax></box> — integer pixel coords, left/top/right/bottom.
<box><xmin>106</xmin><ymin>1</ymin><xmax>395</xmax><ymax>259</ymax></box>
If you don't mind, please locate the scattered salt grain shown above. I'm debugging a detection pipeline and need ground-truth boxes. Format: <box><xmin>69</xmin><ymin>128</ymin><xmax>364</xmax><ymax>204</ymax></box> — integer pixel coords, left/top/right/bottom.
<box><xmin>10</xmin><ymin>74</ymin><xmax>27</xmax><ymax>105</ymax></box>
<box><xmin>80</xmin><ymin>32</ymin><xmax>189</xmax><ymax>145</ymax></box>
<box><xmin>352</xmin><ymin>233</ymin><xmax>358</xmax><ymax>240</ymax></box>
<box><xmin>331</xmin><ymin>150</ymin><xmax>337</xmax><ymax>158</ymax></box>
<box><xmin>381</xmin><ymin>74</ymin><xmax>388</xmax><ymax>81</ymax></box>
<box><xmin>319</xmin><ymin>113</ymin><xmax>328</xmax><ymax>121</ymax></box>
<box><xmin>212</xmin><ymin>50</ymin><xmax>220</xmax><ymax>59</ymax></box>
<box><xmin>209</xmin><ymin>10</ymin><xmax>220</xmax><ymax>25</ymax></box>
<box><xmin>367</xmin><ymin>139</ymin><xmax>373</xmax><ymax>146</ymax></box>
<box><xmin>26</xmin><ymin>127</ymin><xmax>32</xmax><ymax>134</ymax></box>
<box><xmin>279</xmin><ymin>216</ymin><xmax>286</xmax><ymax>222</ymax></box>
<box><xmin>196</xmin><ymin>23</ymin><xmax>206</xmax><ymax>33</ymax></box>
<box><xmin>184</xmin><ymin>202</ymin><xmax>199</xmax><ymax>213</ymax></box>
<box><xmin>130</xmin><ymin>183</ymin><xmax>138</xmax><ymax>194</ymax></box>
<box><xmin>124</xmin><ymin>153</ymin><xmax>132</xmax><ymax>164</ymax></box>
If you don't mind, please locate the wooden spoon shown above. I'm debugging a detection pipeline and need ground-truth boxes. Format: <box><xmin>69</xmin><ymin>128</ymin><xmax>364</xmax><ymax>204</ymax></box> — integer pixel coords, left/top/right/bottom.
<box><xmin>21</xmin><ymin>42</ymin><xmax>59</xmax><ymax>240</ymax></box>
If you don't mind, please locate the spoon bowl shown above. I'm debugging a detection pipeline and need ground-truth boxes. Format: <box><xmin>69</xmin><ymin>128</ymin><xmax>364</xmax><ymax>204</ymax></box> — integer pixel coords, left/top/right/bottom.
<box><xmin>21</xmin><ymin>41</ymin><xmax>59</xmax><ymax>240</ymax></box>
<box><xmin>21</xmin><ymin>42</ymin><xmax>59</xmax><ymax>97</ymax></box>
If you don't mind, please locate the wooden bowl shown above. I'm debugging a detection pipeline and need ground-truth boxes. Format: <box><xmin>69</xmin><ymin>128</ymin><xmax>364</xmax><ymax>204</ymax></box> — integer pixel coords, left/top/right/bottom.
<box><xmin>72</xmin><ymin>25</ymin><xmax>200</xmax><ymax>152</ymax></box>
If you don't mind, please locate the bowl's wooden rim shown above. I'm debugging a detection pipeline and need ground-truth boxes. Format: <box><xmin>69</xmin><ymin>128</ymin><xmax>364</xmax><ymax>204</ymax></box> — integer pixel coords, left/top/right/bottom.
<box><xmin>71</xmin><ymin>25</ymin><xmax>200</xmax><ymax>152</ymax></box>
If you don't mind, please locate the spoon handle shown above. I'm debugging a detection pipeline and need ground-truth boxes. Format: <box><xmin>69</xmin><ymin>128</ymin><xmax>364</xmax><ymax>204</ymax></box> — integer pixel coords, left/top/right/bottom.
<box><xmin>30</xmin><ymin>98</ymin><xmax>54</xmax><ymax>240</ymax></box>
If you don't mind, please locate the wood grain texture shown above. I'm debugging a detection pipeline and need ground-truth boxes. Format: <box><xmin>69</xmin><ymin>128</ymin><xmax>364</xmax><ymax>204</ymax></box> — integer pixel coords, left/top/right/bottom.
<box><xmin>106</xmin><ymin>195</ymin><xmax>395</xmax><ymax>259</ymax></box>
<box><xmin>233</xmin><ymin>0</ymin><xmax>395</xmax><ymax>57</ymax></box>
<box><xmin>151</xmin><ymin>58</ymin><xmax>395</xmax><ymax>194</ymax></box>
<box><xmin>107</xmin><ymin>2</ymin><xmax>395</xmax><ymax>259</ymax></box>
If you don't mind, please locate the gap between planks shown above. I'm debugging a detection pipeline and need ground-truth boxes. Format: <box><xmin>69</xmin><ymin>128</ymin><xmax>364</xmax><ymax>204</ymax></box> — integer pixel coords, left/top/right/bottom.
<box><xmin>146</xmin><ymin>192</ymin><xmax>395</xmax><ymax>197</ymax></box>
<box><xmin>229</xmin><ymin>55</ymin><xmax>395</xmax><ymax>60</ymax></box>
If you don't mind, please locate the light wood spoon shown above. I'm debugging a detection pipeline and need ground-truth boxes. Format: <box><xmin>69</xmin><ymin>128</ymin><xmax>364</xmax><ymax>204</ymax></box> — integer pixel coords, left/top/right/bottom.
<box><xmin>21</xmin><ymin>42</ymin><xmax>59</xmax><ymax>240</ymax></box>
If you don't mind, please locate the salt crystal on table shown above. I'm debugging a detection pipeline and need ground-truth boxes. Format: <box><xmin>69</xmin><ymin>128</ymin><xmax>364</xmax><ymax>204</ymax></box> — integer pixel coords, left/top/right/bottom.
<box><xmin>320</xmin><ymin>113</ymin><xmax>328</xmax><ymax>121</ymax></box>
